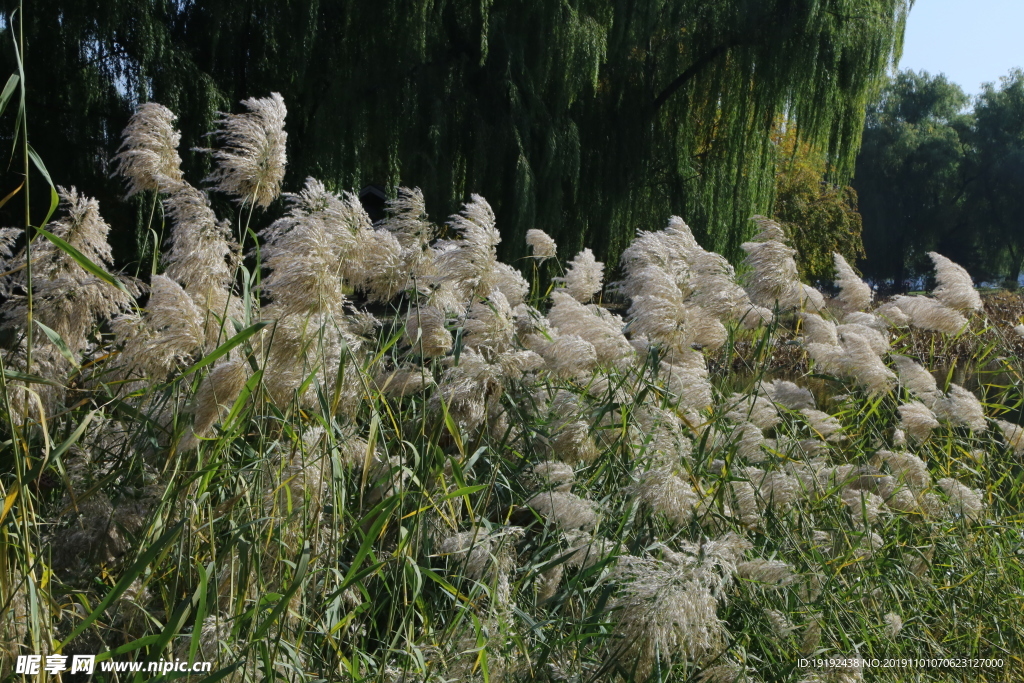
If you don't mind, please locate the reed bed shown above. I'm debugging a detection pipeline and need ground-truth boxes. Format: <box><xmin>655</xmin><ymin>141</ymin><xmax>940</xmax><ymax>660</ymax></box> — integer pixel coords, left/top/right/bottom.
<box><xmin>0</xmin><ymin>93</ymin><xmax>1021</xmax><ymax>683</ymax></box>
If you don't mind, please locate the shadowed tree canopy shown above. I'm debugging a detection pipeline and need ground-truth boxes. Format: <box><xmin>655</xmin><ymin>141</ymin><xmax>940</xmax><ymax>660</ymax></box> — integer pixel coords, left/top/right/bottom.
<box><xmin>847</xmin><ymin>69</ymin><xmax>1024</xmax><ymax>289</ymax></box>
<box><xmin>1</xmin><ymin>0</ymin><xmax>908</xmax><ymax>268</ymax></box>
<box><xmin>969</xmin><ymin>69</ymin><xmax>1024</xmax><ymax>285</ymax></box>
<box><xmin>853</xmin><ymin>70</ymin><xmax>973</xmax><ymax>288</ymax></box>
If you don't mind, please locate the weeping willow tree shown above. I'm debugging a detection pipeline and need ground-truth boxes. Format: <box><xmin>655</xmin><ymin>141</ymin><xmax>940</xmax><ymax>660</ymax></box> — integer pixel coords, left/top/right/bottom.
<box><xmin>1</xmin><ymin>0</ymin><xmax>908</xmax><ymax>266</ymax></box>
<box><xmin>0</xmin><ymin>1</ymin><xmax>224</xmax><ymax>263</ymax></box>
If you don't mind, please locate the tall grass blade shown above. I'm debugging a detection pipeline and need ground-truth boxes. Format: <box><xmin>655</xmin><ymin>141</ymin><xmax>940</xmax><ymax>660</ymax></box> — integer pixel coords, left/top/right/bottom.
<box><xmin>176</xmin><ymin>322</ymin><xmax>269</xmax><ymax>381</ymax></box>
<box><xmin>0</xmin><ymin>73</ymin><xmax>18</xmax><ymax>116</ymax></box>
<box><xmin>36</xmin><ymin>226</ymin><xmax>130</xmax><ymax>293</ymax></box>
<box><xmin>34</xmin><ymin>319</ymin><xmax>79</xmax><ymax>369</ymax></box>
<box><xmin>57</xmin><ymin>521</ymin><xmax>185</xmax><ymax>649</ymax></box>
<box><xmin>26</xmin><ymin>144</ymin><xmax>58</xmax><ymax>224</ymax></box>
<box><xmin>251</xmin><ymin>541</ymin><xmax>311</xmax><ymax>641</ymax></box>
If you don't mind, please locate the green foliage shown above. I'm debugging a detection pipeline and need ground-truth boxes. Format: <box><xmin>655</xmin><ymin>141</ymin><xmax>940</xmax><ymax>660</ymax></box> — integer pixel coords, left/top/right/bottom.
<box><xmin>854</xmin><ymin>70</ymin><xmax>973</xmax><ymax>286</ymax></box>
<box><xmin>773</xmin><ymin>126</ymin><xmax>865</xmax><ymax>283</ymax></box>
<box><xmin>968</xmin><ymin>69</ymin><xmax>1024</xmax><ymax>286</ymax></box>
<box><xmin>1</xmin><ymin>0</ymin><xmax>908</xmax><ymax>266</ymax></box>
<box><xmin>853</xmin><ymin>69</ymin><xmax>1024</xmax><ymax>287</ymax></box>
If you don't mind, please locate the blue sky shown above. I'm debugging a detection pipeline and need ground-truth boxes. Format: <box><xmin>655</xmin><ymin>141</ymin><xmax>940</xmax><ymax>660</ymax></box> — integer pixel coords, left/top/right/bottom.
<box><xmin>898</xmin><ymin>0</ymin><xmax>1024</xmax><ymax>96</ymax></box>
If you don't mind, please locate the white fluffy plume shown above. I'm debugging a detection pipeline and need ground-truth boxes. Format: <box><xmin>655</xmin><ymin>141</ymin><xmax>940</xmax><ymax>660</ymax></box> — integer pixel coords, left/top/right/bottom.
<box><xmin>557</xmin><ymin>248</ymin><xmax>604</xmax><ymax>303</ymax></box>
<box><xmin>833</xmin><ymin>252</ymin><xmax>872</xmax><ymax>313</ymax></box>
<box><xmin>203</xmin><ymin>92</ymin><xmax>288</xmax><ymax>208</ymax></box>
<box><xmin>929</xmin><ymin>252</ymin><xmax>982</xmax><ymax>313</ymax></box>
<box><xmin>114</xmin><ymin>102</ymin><xmax>184</xmax><ymax>197</ymax></box>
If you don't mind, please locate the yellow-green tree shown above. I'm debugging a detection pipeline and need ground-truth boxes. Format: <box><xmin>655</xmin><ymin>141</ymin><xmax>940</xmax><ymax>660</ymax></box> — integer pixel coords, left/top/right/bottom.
<box><xmin>773</xmin><ymin>126</ymin><xmax>865</xmax><ymax>283</ymax></box>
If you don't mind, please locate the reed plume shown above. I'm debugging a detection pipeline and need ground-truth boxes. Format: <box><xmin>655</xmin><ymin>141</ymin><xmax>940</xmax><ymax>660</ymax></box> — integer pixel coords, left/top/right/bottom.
<box><xmin>832</xmin><ymin>253</ymin><xmax>872</xmax><ymax>313</ymax></box>
<box><xmin>114</xmin><ymin>102</ymin><xmax>184</xmax><ymax>197</ymax></box>
<box><xmin>203</xmin><ymin>92</ymin><xmax>288</xmax><ymax>208</ymax></box>
<box><xmin>557</xmin><ymin>248</ymin><xmax>604</xmax><ymax>303</ymax></box>
<box><xmin>929</xmin><ymin>252</ymin><xmax>983</xmax><ymax>312</ymax></box>
<box><xmin>525</xmin><ymin>229</ymin><xmax>557</xmax><ymax>261</ymax></box>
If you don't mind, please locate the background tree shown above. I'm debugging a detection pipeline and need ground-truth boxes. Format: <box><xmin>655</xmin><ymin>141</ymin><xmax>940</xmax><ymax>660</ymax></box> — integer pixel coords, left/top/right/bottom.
<box><xmin>772</xmin><ymin>125</ymin><xmax>865</xmax><ymax>284</ymax></box>
<box><xmin>1</xmin><ymin>0</ymin><xmax>909</xmax><ymax>268</ymax></box>
<box><xmin>0</xmin><ymin>3</ymin><xmax>223</xmax><ymax>265</ymax></box>
<box><xmin>967</xmin><ymin>69</ymin><xmax>1024</xmax><ymax>286</ymax></box>
<box><xmin>853</xmin><ymin>71</ymin><xmax>973</xmax><ymax>288</ymax></box>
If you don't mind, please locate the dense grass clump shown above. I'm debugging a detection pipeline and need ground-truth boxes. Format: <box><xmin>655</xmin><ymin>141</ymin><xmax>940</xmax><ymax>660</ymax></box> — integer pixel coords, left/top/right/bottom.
<box><xmin>1</xmin><ymin>94</ymin><xmax>1021</xmax><ymax>683</ymax></box>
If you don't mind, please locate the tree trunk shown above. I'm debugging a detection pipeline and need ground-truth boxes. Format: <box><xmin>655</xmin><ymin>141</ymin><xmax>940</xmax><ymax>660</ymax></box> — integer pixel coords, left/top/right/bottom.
<box><xmin>1008</xmin><ymin>258</ymin><xmax>1022</xmax><ymax>290</ymax></box>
